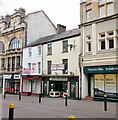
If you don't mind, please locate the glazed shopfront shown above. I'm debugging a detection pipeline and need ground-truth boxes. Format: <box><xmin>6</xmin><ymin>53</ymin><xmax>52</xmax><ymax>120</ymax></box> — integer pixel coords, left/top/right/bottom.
<box><xmin>42</xmin><ymin>76</ymin><xmax>79</xmax><ymax>99</ymax></box>
<box><xmin>22</xmin><ymin>75</ymin><xmax>42</xmax><ymax>95</ymax></box>
<box><xmin>84</xmin><ymin>65</ymin><xmax>118</xmax><ymax>101</ymax></box>
<box><xmin>1</xmin><ymin>74</ymin><xmax>20</xmax><ymax>94</ymax></box>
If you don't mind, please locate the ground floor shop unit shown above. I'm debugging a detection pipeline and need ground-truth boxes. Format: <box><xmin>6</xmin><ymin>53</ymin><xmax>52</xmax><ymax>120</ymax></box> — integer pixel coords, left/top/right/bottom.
<box><xmin>42</xmin><ymin>76</ymin><xmax>79</xmax><ymax>99</ymax></box>
<box><xmin>22</xmin><ymin>75</ymin><xmax>79</xmax><ymax>99</ymax></box>
<box><xmin>22</xmin><ymin>75</ymin><xmax>42</xmax><ymax>95</ymax></box>
<box><xmin>0</xmin><ymin>74</ymin><xmax>21</xmax><ymax>94</ymax></box>
<box><xmin>82</xmin><ymin>65</ymin><xmax>118</xmax><ymax>102</ymax></box>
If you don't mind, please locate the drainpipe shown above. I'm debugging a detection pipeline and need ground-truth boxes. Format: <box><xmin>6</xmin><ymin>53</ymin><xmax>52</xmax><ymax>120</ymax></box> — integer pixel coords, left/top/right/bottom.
<box><xmin>79</xmin><ymin>53</ymin><xmax>82</xmax><ymax>100</ymax></box>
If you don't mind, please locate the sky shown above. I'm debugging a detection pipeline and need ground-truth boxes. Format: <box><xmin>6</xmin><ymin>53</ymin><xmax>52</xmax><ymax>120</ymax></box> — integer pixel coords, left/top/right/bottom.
<box><xmin>0</xmin><ymin>0</ymin><xmax>80</xmax><ymax>30</ymax></box>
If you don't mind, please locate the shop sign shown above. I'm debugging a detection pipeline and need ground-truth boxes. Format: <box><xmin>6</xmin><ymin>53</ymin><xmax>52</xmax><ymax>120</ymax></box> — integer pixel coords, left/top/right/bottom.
<box><xmin>49</xmin><ymin>77</ymin><xmax>68</xmax><ymax>81</ymax></box>
<box><xmin>32</xmin><ymin>63</ymin><xmax>36</xmax><ymax>73</ymax></box>
<box><xmin>51</xmin><ymin>64</ymin><xmax>65</xmax><ymax>71</ymax></box>
<box><xmin>14</xmin><ymin>75</ymin><xmax>20</xmax><ymax>79</ymax></box>
<box><xmin>4</xmin><ymin>74</ymin><xmax>12</xmax><ymax>79</ymax></box>
<box><xmin>23</xmin><ymin>68</ymin><xmax>31</xmax><ymax>74</ymax></box>
<box><xmin>84</xmin><ymin>65</ymin><xmax>118</xmax><ymax>74</ymax></box>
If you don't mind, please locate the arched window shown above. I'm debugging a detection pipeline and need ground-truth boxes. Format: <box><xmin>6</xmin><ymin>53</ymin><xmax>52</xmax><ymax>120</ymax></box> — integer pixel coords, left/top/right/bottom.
<box><xmin>9</xmin><ymin>37</ymin><xmax>20</xmax><ymax>49</ymax></box>
<box><xmin>0</xmin><ymin>41</ymin><xmax>4</xmax><ymax>53</ymax></box>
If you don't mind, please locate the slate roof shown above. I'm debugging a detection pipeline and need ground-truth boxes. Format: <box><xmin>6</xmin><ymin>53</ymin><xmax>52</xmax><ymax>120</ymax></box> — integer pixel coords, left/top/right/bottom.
<box><xmin>28</xmin><ymin>28</ymin><xmax>80</xmax><ymax>47</ymax></box>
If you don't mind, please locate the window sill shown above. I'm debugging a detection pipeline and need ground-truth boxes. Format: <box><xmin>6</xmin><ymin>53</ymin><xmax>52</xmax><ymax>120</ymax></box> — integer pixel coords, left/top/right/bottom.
<box><xmin>47</xmin><ymin>54</ymin><xmax>52</xmax><ymax>56</ymax></box>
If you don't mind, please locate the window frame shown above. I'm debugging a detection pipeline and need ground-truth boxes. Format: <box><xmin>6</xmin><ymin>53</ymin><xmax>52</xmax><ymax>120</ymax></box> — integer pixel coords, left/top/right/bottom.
<box><xmin>62</xmin><ymin>40</ymin><xmax>68</xmax><ymax>53</ymax></box>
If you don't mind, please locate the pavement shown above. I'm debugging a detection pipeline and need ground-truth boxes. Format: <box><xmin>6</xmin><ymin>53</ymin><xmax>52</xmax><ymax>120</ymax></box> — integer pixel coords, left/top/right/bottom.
<box><xmin>0</xmin><ymin>94</ymin><xmax>117</xmax><ymax>119</ymax></box>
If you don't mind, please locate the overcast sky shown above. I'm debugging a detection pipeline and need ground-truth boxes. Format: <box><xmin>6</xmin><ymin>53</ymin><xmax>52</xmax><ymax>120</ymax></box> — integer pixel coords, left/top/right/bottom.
<box><xmin>0</xmin><ymin>0</ymin><xmax>80</xmax><ymax>30</ymax></box>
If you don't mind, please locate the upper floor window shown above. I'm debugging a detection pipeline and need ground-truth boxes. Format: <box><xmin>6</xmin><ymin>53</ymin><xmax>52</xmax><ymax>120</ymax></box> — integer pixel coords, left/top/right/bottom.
<box><xmin>38</xmin><ymin>46</ymin><xmax>41</xmax><ymax>55</ymax></box>
<box><xmin>1</xmin><ymin>58</ymin><xmax>5</xmax><ymax>68</ymax></box>
<box><xmin>86</xmin><ymin>10</ymin><xmax>92</xmax><ymax>21</ymax></box>
<box><xmin>16</xmin><ymin>56</ymin><xmax>20</xmax><ymax>68</ymax></box>
<box><xmin>38</xmin><ymin>62</ymin><xmax>41</xmax><ymax>74</ymax></box>
<box><xmin>86</xmin><ymin>4</ymin><xmax>92</xmax><ymax>10</ymax></box>
<box><xmin>8</xmin><ymin>57</ymin><xmax>11</xmax><ymax>71</ymax></box>
<box><xmin>88</xmin><ymin>42</ymin><xmax>91</xmax><ymax>52</ymax></box>
<box><xmin>107</xmin><ymin>3</ymin><xmax>113</xmax><ymax>15</ymax></box>
<box><xmin>101</xmin><ymin>40</ymin><xmax>105</xmax><ymax>50</ymax></box>
<box><xmin>62</xmin><ymin>59</ymin><xmax>68</xmax><ymax>74</ymax></box>
<box><xmin>86</xmin><ymin>4</ymin><xmax>92</xmax><ymax>21</ymax></box>
<box><xmin>47</xmin><ymin>43</ymin><xmax>52</xmax><ymax>55</ymax></box>
<box><xmin>109</xmin><ymin>39</ymin><xmax>114</xmax><ymax>48</ymax></box>
<box><xmin>0</xmin><ymin>41</ymin><xmax>4</xmax><ymax>53</ymax></box>
<box><xmin>63</xmin><ymin>40</ymin><xmax>68</xmax><ymax>53</ymax></box>
<box><xmin>12</xmin><ymin>57</ymin><xmax>15</xmax><ymax>71</ymax></box>
<box><xmin>28</xmin><ymin>63</ymin><xmax>31</xmax><ymax>69</ymax></box>
<box><xmin>9</xmin><ymin>38</ymin><xmax>20</xmax><ymax>49</ymax></box>
<box><xmin>47</xmin><ymin>61</ymin><xmax>52</xmax><ymax>74</ymax></box>
<box><xmin>99</xmin><ymin>0</ymin><xmax>105</xmax><ymax>5</ymax></box>
<box><xmin>100</xmin><ymin>6</ymin><xmax>105</xmax><ymax>17</ymax></box>
<box><xmin>28</xmin><ymin>48</ymin><xmax>32</xmax><ymax>57</ymax></box>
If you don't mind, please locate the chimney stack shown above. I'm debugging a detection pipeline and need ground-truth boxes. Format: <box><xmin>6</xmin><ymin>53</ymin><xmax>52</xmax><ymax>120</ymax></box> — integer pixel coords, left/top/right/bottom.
<box><xmin>57</xmin><ymin>24</ymin><xmax>66</xmax><ymax>34</ymax></box>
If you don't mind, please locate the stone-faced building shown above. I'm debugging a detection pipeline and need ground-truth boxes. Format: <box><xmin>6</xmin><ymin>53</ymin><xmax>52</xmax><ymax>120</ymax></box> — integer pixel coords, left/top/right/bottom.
<box><xmin>80</xmin><ymin>0</ymin><xmax>118</xmax><ymax>101</ymax></box>
<box><xmin>0</xmin><ymin>8</ymin><xmax>26</xmax><ymax>94</ymax></box>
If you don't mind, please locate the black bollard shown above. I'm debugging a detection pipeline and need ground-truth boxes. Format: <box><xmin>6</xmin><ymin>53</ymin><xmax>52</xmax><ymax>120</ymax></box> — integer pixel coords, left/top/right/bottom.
<box><xmin>4</xmin><ymin>91</ymin><xmax>6</xmax><ymax>99</ymax></box>
<box><xmin>39</xmin><ymin>92</ymin><xmax>42</xmax><ymax>103</ymax></box>
<box><xmin>19</xmin><ymin>92</ymin><xmax>21</xmax><ymax>101</ymax></box>
<box><xmin>9</xmin><ymin>104</ymin><xmax>15</xmax><ymax>120</ymax></box>
<box><xmin>64</xmin><ymin>93</ymin><xmax>68</xmax><ymax>106</ymax></box>
<box><xmin>104</xmin><ymin>94</ymin><xmax>108</xmax><ymax>111</ymax></box>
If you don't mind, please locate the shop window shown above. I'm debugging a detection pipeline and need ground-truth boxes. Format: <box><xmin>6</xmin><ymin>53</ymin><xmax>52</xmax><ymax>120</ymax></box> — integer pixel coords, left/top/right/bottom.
<box><xmin>47</xmin><ymin>43</ymin><xmax>52</xmax><ymax>55</ymax></box>
<box><xmin>62</xmin><ymin>59</ymin><xmax>68</xmax><ymax>74</ymax></box>
<box><xmin>47</xmin><ymin>61</ymin><xmax>52</xmax><ymax>74</ymax></box>
<box><xmin>109</xmin><ymin>39</ymin><xmax>114</xmax><ymax>48</ymax></box>
<box><xmin>63</xmin><ymin>40</ymin><xmax>68</xmax><ymax>53</ymax></box>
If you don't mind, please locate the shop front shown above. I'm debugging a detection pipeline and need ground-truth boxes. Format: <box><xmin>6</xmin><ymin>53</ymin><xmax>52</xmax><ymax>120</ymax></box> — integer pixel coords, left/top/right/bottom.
<box><xmin>4</xmin><ymin>74</ymin><xmax>20</xmax><ymax>94</ymax></box>
<box><xmin>22</xmin><ymin>75</ymin><xmax>42</xmax><ymax>95</ymax></box>
<box><xmin>83</xmin><ymin>65</ymin><xmax>118</xmax><ymax>101</ymax></box>
<box><xmin>42</xmin><ymin>76</ymin><xmax>79</xmax><ymax>99</ymax></box>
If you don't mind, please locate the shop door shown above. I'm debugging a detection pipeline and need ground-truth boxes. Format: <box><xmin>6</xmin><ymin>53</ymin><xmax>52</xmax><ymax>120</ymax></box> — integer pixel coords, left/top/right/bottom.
<box><xmin>43</xmin><ymin>80</ymin><xmax>48</xmax><ymax>96</ymax></box>
<box><xmin>70</xmin><ymin>79</ymin><xmax>76</xmax><ymax>99</ymax></box>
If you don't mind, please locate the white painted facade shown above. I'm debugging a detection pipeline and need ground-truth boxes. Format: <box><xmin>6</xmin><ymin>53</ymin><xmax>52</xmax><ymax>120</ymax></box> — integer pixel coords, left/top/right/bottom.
<box><xmin>23</xmin><ymin>45</ymin><xmax>43</xmax><ymax>75</ymax></box>
<box><xmin>22</xmin><ymin>45</ymin><xmax>42</xmax><ymax>94</ymax></box>
<box><xmin>26</xmin><ymin>10</ymin><xmax>57</xmax><ymax>45</ymax></box>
